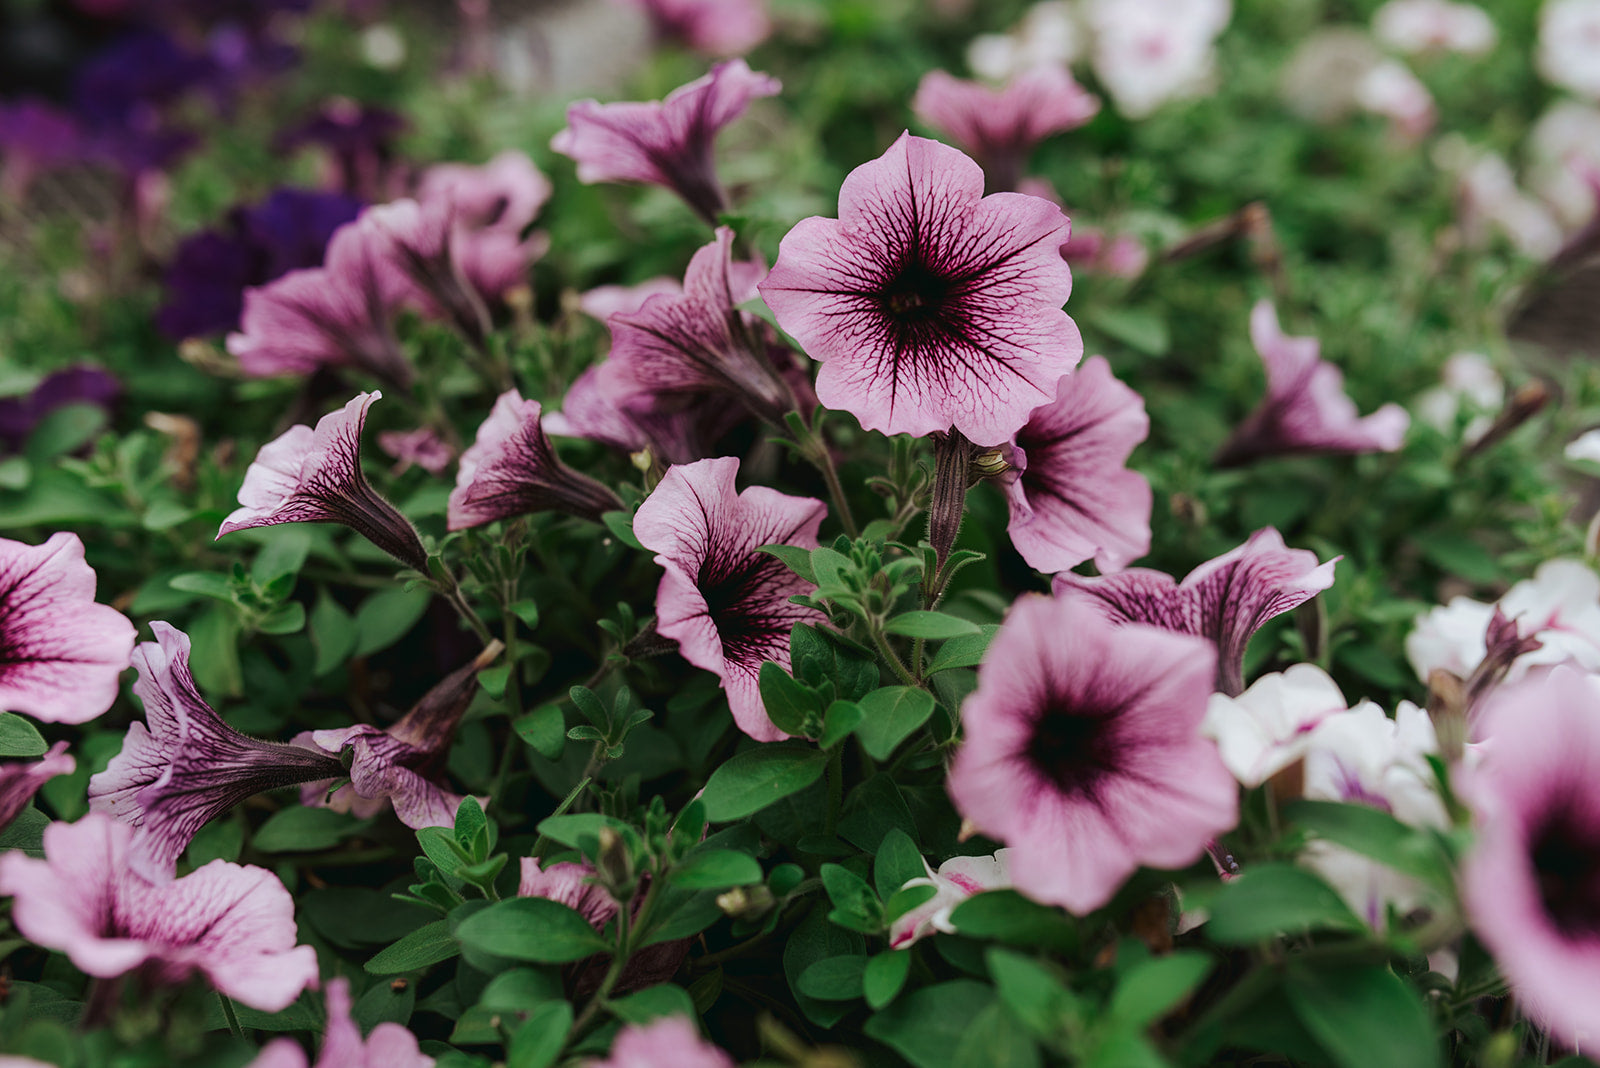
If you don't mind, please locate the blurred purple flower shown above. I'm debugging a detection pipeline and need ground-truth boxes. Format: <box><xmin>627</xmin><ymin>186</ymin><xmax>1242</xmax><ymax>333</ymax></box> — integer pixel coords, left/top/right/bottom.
<box><xmin>912</xmin><ymin>66</ymin><xmax>1099</xmax><ymax>192</ymax></box>
<box><xmin>277</xmin><ymin>99</ymin><xmax>406</xmax><ymax>199</ymax></box>
<box><xmin>579</xmin><ymin>278</ymin><xmax>682</xmax><ymax>321</ymax></box>
<box><xmin>592</xmin><ymin>1017</ymin><xmax>736</xmax><ymax>1068</ymax></box>
<box><xmin>378</xmin><ymin>427</ymin><xmax>455</xmax><ymax>475</ymax></box>
<box><xmin>0</xmin><ymin>99</ymin><xmax>85</xmax><ymax>199</ymax></box>
<box><xmin>542</xmin><ymin>366</ymin><xmax>736</xmax><ymax>466</ymax></box>
<box><xmin>247</xmin><ymin>977</ymin><xmax>433</xmax><ymax>1068</ymax></box>
<box><xmin>0</xmin><ymin>743</ymin><xmax>75</xmax><ymax>833</ymax></box>
<box><xmin>618</xmin><ymin>0</ymin><xmax>772</xmax><ymax>57</ymax></box>
<box><xmin>0</xmin><ymin>365</ymin><xmax>120</xmax><ymax>455</ymax></box>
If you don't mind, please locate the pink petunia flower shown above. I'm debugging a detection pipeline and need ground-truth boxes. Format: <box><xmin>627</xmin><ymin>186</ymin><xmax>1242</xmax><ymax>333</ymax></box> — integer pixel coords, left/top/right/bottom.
<box><xmin>448</xmin><ymin>389</ymin><xmax>623</xmax><ymax>531</ymax></box>
<box><xmin>1461</xmin><ymin>667</ymin><xmax>1600</xmax><ymax>1047</ymax></box>
<box><xmin>519</xmin><ymin>857</ymin><xmax>619</xmax><ymax>928</ymax></box>
<box><xmin>551</xmin><ymin>60</ymin><xmax>780</xmax><ymax>226</ymax></box>
<box><xmin>88</xmin><ymin>622</ymin><xmax>347</xmax><ymax>882</ymax></box>
<box><xmin>589</xmin><ymin>1016</ymin><xmax>735</xmax><ymax>1068</ymax></box>
<box><xmin>228</xmin><ymin>209</ymin><xmax>417</xmax><ymax>388</ymax></box>
<box><xmin>759</xmin><ymin>132</ymin><xmax>1081</xmax><ymax>446</ymax></box>
<box><xmin>0</xmin><ymin>742</ymin><xmax>74</xmax><ymax>832</ymax></box>
<box><xmin>912</xmin><ymin>66</ymin><xmax>1099</xmax><ymax>192</ymax></box>
<box><xmin>1215</xmin><ymin>300</ymin><xmax>1409</xmax><ymax>467</ymax></box>
<box><xmin>1085</xmin><ymin>0</ymin><xmax>1231</xmax><ymax>119</ymax></box>
<box><xmin>416</xmin><ymin>151</ymin><xmax>552</xmax><ymax>236</ymax></box>
<box><xmin>0</xmin><ymin>531</ymin><xmax>135</xmax><ymax>724</ymax></box>
<box><xmin>1373</xmin><ymin>0</ymin><xmax>1496</xmax><ymax>55</ymax></box>
<box><xmin>948</xmin><ymin>593</ymin><xmax>1238</xmax><ymax>914</ymax></box>
<box><xmin>1054</xmin><ymin>527</ymin><xmax>1339</xmax><ymax>697</ymax></box>
<box><xmin>378</xmin><ymin>427</ymin><xmax>455</xmax><ymax>475</ymax></box>
<box><xmin>887</xmin><ymin>848</ymin><xmax>1012</xmax><ymax>949</ymax></box>
<box><xmin>0</xmin><ymin>813</ymin><xmax>319</xmax><ymax>1011</ymax></box>
<box><xmin>543</xmin><ymin>366</ymin><xmax>736</xmax><ymax>466</ymax></box>
<box><xmin>617</xmin><ymin>0</ymin><xmax>772</xmax><ymax>58</ymax></box>
<box><xmin>633</xmin><ymin>457</ymin><xmax>826</xmax><ymax>741</ymax></box>
<box><xmin>218</xmin><ymin>391</ymin><xmax>428</xmax><ymax>571</ymax></box>
<box><xmin>247</xmin><ymin>978</ymin><xmax>433</xmax><ymax>1068</ymax></box>
<box><xmin>579</xmin><ymin>278</ymin><xmax>682</xmax><ymax>322</ymax></box>
<box><xmin>1000</xmin><ymin>355</ymin><xmax>1152</xmax><ymax>574</ymax></box>
<box><xmin>519</xmin><ymin>858</ymin><xmax>687</xmax><ymax>996</ymax></box>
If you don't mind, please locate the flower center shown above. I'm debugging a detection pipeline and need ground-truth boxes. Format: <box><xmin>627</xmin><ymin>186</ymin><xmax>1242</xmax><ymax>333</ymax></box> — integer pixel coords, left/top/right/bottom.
<box><xmin>1531</xmin><ymin>801</ymin><xmax>1600</xmax><ymax>940</ymax></box>
<box><xmin>698</xmin><ymin>554</ymin><xmax>789</xmax><ymax>664</ymax></box>
<box><xmin>879</xmin><ymin>260</ymin><xmax>954</xmax><ymax>326</ymax></box>
<box><xmin>1025</xmin><ymin>698</ymin><xmax>1120</xmax><ymax>806</ymax></box>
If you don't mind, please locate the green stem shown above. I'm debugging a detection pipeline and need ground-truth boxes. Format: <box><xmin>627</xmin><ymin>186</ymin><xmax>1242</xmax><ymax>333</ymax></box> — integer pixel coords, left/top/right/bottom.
<box><xmin>810</xmin><ymin>436</ymin><xmax>860</xmax><ymax>539</ymax></box>
<box><xmin>870</xmin><ymin>624</ymin><xmax>920</xmax><ymax>688</ymax></box>
<box><xmin>530</xmin><ymin>775</ymin><xmax>594</xmax><ymax>859</ymax></box>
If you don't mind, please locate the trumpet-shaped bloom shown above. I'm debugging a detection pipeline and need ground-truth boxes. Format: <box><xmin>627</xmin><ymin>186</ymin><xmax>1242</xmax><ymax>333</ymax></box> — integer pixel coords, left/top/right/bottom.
<box><xmin>633</xmin><ymin>457</ymin><xmax>826</xmax><ymax>741</ymax></box>
<box><xmin>1462</xmin><ymin>667</ymin><xmax>1600</xmax><ymax>1047</ymax></box>
<box><xmin>591</xmin><ymin>1016</ymin><xmax>735</xmax><ymax>1068</ymax></box>
<box><xmin>948</xmin><ymin>594</ymin><xmax>1237</xmax><ymax>914</ymax></box>
<box><xmin>760</xmin><ymin>133</ymin><xmax>1081</xmax><ymax>446</ymax></box>
<box><xmin>219</xmin><ymin>391</ymin><xmax>427</xmax><ymax>570</ymax></box>
<box><xmin>888</xmin><ymin>849</ymin><xmax>1013</xmax><ymax>949</ymax></box>
<box><xmin>248</xmin><ymin>978</ymin><xmax>433</xmax><ymax>1068</ymax></box>
<box><xmin>1201</xmin><ymin>664</ymin><xmax>1351</xmax><ymax>788</ymax></box>
<box><xmin>1216</xmin><ymin>301</ymin><xmax>1409</xmax><ymax>467</ymax></box>
<box><xmin>1054</xmin><ymin>527</ymin><xmax>1338</xmax><ymax>697</ymax></box>
<box><xmin>0</xmin><ymin>742</ymin><xmax>74</xmax><ymax>832</ymax></box>
<box><xmin>88</xmin><ymin>623</ymin><xmax>347</xmax><ymax>881</ymax></box>
<box><xmin>552</xmin><ymin>60</ymin><xmax>780</xmax><ymax>225</ymax></box>
<box><xmin>1001</xmin><ymin>355</ymin><xmax>1151</xmax><ymax>574</ymax></box>
<box><xmin>912</xmin><ymin>67</ymin><xmax>1099</xmax><ymax>192</ymax></box>
<box><xmin>620</xmin><ymin>0</ymin><xmax>772</xmax><ymax>58</ymax></box>
<box><xmin>417</xmin><ymin>150</ymin><xmax>552</xmax><ymax>235</ymax></box>
<box><xmin>0</xmin><ymin>813</ymin><xmax>318</xmax><ymax>1011</ymax></box>
<box><xmin>448</xmin><ymin>390</ymin><xmax>623</xmax><ymax>530</ymax></box>
<box><xmin>579</xmin><ymin>278</ymin><xmax>682</xmax><ymax>322</ymax></box>
<box><xmin>544</xmin><ymin>366</ymin><xmax>735</xmax><ymax>466</ymax></box>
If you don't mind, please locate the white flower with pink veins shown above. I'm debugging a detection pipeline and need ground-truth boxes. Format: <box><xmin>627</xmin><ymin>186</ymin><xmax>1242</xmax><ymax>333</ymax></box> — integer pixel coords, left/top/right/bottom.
<box><xmin>888</xmin><ymin>849</ymin><xmax>1013</xmax><ymax>949</ymax></box>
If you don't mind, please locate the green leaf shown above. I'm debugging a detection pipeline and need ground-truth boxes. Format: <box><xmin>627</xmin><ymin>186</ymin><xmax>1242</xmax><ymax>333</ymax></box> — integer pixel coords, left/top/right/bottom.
<box><xmin>758</xmin><ymin>543</ymin><xmax>816</xmax><ymax>583</ymax></box>
<box><xmin>670</xmin><ymin>849</ymin><xmax>763</xmax><ymax>890</ymax></box>
<box><xmin>310</xmin><ymin>589</ymin><xmax>357</xmax><ymax>676</ymax></box>
<box><xmin>864</xmin><ymin>950</ymin><xmax>911</xmax><ymax>1009</ymax></box>
<box><xmin>365</xmin><ymin>920</ymin><xmax>459</xmax><ymax>974</ymax></box>
<box><xmin>250</xmin><ymin>525</ymin><xmax>313</xmax><ymax>584</ymax></box>
<box><xmin>864</xmin><ymin>980</ymin><xmax>997</xmax><ymax>1068</ymax></box>
<box><xmin>609</xmin><ymin>984</ymin><xmax>697</xmax><ymax>1025</ymax></box>
<box><xmin>353</xmin><ymin>586</ymin><xmax>431</xmax><ymax>658</ymax></box>
<box><xmin>507</xmin><ymin>1000</ymin><xmax>572</xmax><ymax>1068</ymax></box>
<box><xmin>417</xmin><ymin>826</ymin><xmax>468</xmax><ymax>880</ymax></box>
<box><xmin>759</xmin><ymin>661</ymin><xmax>820</xmax><ymax>736</ymax></box>
<box><xmin>1285</xmin><ymin>963</ymin><xmax>1441</xmax><ymax>1068</ymax></box>
<box><xmin>873</xmin><ymin>828</ymin><xmax>926</xmax><ymax>901</ymax></box>
<box><xmin>785</xmin><ymin>907</ymin><xmax>866</xmax><ymax>1027</ymax></box>
<box><xmin>854</xmin><ymin>686</ymin><xmax>936</xmax><ymax>761</ymax></box>
<box><xmin>26</xmin><ymin>403</ymin><xmax>106</xmax><ymax>463</ymax></box>
<box><xmin>169</xmin><ymin>571</ymin><xmax>234</xmax><ymax>601</ymax></box>
<box><xmin>948</xmin><ymin>891</ymin><xmax>1077</xmax><ymax>954</ymax></box>
<box><xmin>0</xmin><ymin>713</ymin><xmax>46</xmax><ymax>758</ymax></box>
<box><xmin>797</xmin><ymin>955</ymin><xmax>867</xmax><ymax>1000</ymax></box>
<box><xmin>791</xmin><ymin>623</ymin><xmax>879</xmax><ymax>700</ymax></box>
<box><xmin>810</xmin><ymin>547</ymin><xmax>851</xmax><ymax>589</ymax></box>
<box><xmin>884</xmin><ymin>611</ymin><xmax>982</xmax><ymax>639</ymax></box>
<box><xmin>454</xmin><ymin>796</ymin><xmax>489</xmax><ymax>857</ymax></box>
<box><xmin>1088</xmin><ymin>306</ymin><xmax>1170</xmax><ymax>357</ymax></box>
<box><xmin>1284</xmin><ymin>799</ymin><xmax>1452</xmax><ymax>887</ymax></box>
<box><xmin>700</xmin><ymin>744</ymin><xmax>829</xmax><ymax>821</ymax></box>
<box><xmin>514</xmin><ymin>703</ymin><xmax>567</xmax><ymax>760</ymax></box>
<box><xmin>924</xmin><ymin>625</ymin><xmax>1001</xmax><ymax>673</ymax></box>
<box><xmin>535</xmin><ymin>813</ymin><xmax>630</xmax><ymax>850</ymax></box>
<box><xmin>251</xmin><ymin>807</ymin><xmax>366</xmax><ymax>853</ymax></box>
<box><xmin>884</xmin><ymin>883</ymin><xmax>937</xmax><ymax>923</ymax></box>
<box><xmin>456</xmin><ymin>897</ymin><xmax>610</xmax><ymax>963</ymax></box>
<box><xmin>1108</xmin><ymin>952</ymin><xmax>1213</xmax><ymax>1027</ymax></box>
<box><xmin>0</xmin><ymin>806</ymin><xmax>48</xmax><ymax>856</ymax></box>
<box><xmin>987</xmin><ymin>948</ymin><xmax>1076</xmax><ymax>1040</ymax></box>
<box><xmin>820</xmin><ymin>699</ymin><xmax>864</xmax><ymax>750</ymax></box>
<box><xmin>954</xmin><ymin>1000</ymin><xmax>1044</xmax><ymax>1068</ymax></box>
<box><xmin>601</xmin><ymin>510</ymin><xmax>645</xmax><ymax>550</ymax></box>
<box><xmin>1204</xmin><ymin>863</ymin><xmax>1366</xmax><ymax>945</ymax></box>
<box><xmin>256</xmin><ymin>601</ymin><xmax>306</xmax><ymax>635</ymax></box>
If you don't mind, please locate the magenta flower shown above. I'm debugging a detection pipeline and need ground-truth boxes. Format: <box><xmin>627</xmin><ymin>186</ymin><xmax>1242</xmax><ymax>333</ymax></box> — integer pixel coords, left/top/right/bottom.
<box><xmin>228</xmin><ymin>209</ymin><xmax>416</xmax><ymax>388</ymax></box>
<box><xmin>416</xmin><ymin>150</ymin><xmax>552</xmax><ymax>236</ymax></box>
<box><xmin>1055</xmin><ymin>528</ymin><xmax>1337</xmax><ymax>697</ymax></box>
<box><xmin>601</xmin><ymin>226</ymin><xmax>797</xmax><ymax>423</ymax></box>
<box><xmin>378</xmin><ymin>427</ymin><xmax>455</xmax><ymax>475</ymax></box>
<box><xmin>218</xmin><ymin>391</ymin><xmax>428</xmax><ymax>571</ymax></box>
<box><xmin>0</xmin><ymin>813</ymin><xmax>318</xmax><ymax>1011</ymax></box>
<box><xmin>448</xmin><ymin>389</ymin><xmax>624</xmax><ymax>531</ymax></box>
<box><xmin>1001</xmin><ymin>355</ymin><xmax>1152</xmax><ymax>574</ymax></box>
<box><xmin>633</xmin><ymin>457</ymin><xmax>826</xmax><ymax>741</ymax></box>
<box><xmin>590</xmin><ymin>1016</ymin><xmax>736</xmax><ymax>1068</ymax></box>
<box><xmin>0</xmin><ymin>742</ymin><xmax>74</xmax><ymax>832</ymax></box>
<box><xmin>551</xmin><ymin>60</ymin><xmax>781</xmax><ymax>225</ymax></box>
<box><xmin>619</xmin><ymin>0</ymin><xmax>772</xmax><ymax>58</ymax></box>
<box><xmin>0</xmin><ymin>532</ymin><xmax>135</xmax><ymax>724</ymax></box>
<box><xmin>912</xmin><ymin>67</ymin><xmax>1100</xmax><ymax>192</ymax></box>
<box><xmin>544</xmin><ymin>366</ymin><xmax>734</xmax><ymax>466</ymax></box>
<box><xmin>1216</xmin><ymin>300</ymin><xmax>1410</xmax><ymax>467</ymax></box>
<box><xmin>88</xmin><ymin>623</ymin><xmax>347</xmax><ymax>881</ymax></box>
<box><xmin>248</xmin><ymin>978</ymin><xmax>433</xmax><ymax>1068</ymax></box>
<box><xmin>948</xmin><ymin>594</ymin><xmax>1237</xmax><ymax>914</ymax></box>
<box><xmin>759</xmin><ymin>132</ymin><xmax>1082</xmax><ymax>446</ymax></box>
<box><xmin>1461</xmin><ymin>667</ymin><xmax>1600</xmax><ymax>1047</ymax></box>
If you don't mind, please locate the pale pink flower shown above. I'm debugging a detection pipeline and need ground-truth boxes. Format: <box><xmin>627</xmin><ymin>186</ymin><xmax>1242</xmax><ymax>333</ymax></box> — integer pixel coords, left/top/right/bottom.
<box><xmin>579</xmin><ymin>278</ymin><xmax>682</xmax><ymax>321</ymax></box>
<box><xmin>248</xmin><ymin>979</ymin><xmax>433</xmax><ymax>1068</ymax></box>
<box><xmin>1085</xmin><ymin>0</ymin><xmax>1231</xmax><ymax>119</ymax></box>
<box><xmin>416</xmin><ymin>150</ymin><xmax>552</xmax><ymax>236</ymax></box>
<box><xmin>378</xmin><ymin>427</ymin><xmax>455</xmax><ymax>475</ymax></box>
<box><xmin>0</xmin><ymin>531</ymin><xmax>134</xmax><ymax>724</ymax></box>
<box><xmin>1354</xmin><ymin>59</ymin><xmax>1436</xmax><ymax>141</ymax></box>
<box><xmin>542</xmin><ymin>366</ymin><xmax>735</xmax><ymax>465</ymax></box>
<box><xmin>617</xmin><ymin>0</ymin><xmax>771</xmax><ymax>57</ymax></box>
<box><xmin>633</xmin><ymin>457</ymin><xmax>826</xmax><ymax>741</ymax></box>
<box><xmin>1538</xmin><ymin>0</ymin><xmax>1600</xmax><ymax>100</ymax></box>
<box><xmin>1373</xmin><ymin>0</ymin><xmax>1496</xmax><ymax>55</ymax></box>
<box><xmin>1201</xmin><ymin>664</ymin><xmax>1350</xmax><ymax>788</ymax></box>
<box><xmin>948</xmin><ymin>593</ymin><xmax>1237</xmax><ymax>914</ymax></box>
<box><xmin>0</xmin><ymin>742</ymin><xmax>74</xmax><ymax>831</ymax></box>
<box><xmin>888</xmin><ymin>849</ymin><xmax>1012</xmax><ymax>949</ymax></box>
<box><xmin>760</xmin><ymin>132</ymin><xmax>1080</xmax><ymax>446</ymax></box>
<box><xmin>1456</xmin><ymin>151</ymin><xmax>1564</xmax><ymax>259</ymax></box>
<box><xmin>589</xmin><ymin>1016</ymin><xmax>735</xmax><ymax>1068</ymax></box>
<box><xmin>1527</xmin><ymin>102</ymin><xmax>1600</xmax><ymax>229</ymax></box>
<box><xmin>1414</xmin><ymin>352</ymin><xmax>1502</xmax><ymax>443</ymax></box>
<box><xmin>519</xmin><ymin>857</ymin><xmax>619</xmax><ymax>928</ymax></box>
<box><xmin>0</xmin><ymin>813</ymin><xmax>318</xmax><ymax>1011</ymax></box>
<box><xmin>967</xmin><ymin>3</ymin><xmax>1083</xmax><ymax>82</ymax></box>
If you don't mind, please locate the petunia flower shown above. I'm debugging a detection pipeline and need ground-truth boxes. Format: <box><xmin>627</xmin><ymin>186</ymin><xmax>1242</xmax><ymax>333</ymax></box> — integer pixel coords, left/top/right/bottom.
<box><xmin>887</xmin><ymin>848</ymin><xmax>1013</xmax><ymax>949</ymax></box>
<box><xmin>1000</xmin><ymin>355</ymin><xmax>1152</xmax><ymax>574</ymax></box>
<box><xmin>589</xmin><ymin>1016</ymin><xmax>735</xmax><ymax>1068</ymax></box>
<box><xmin>218</xmin><ymin>391</ymin><xmax>428</xmax><ymax>571</ymax></box>
<box><xmin>543</xmin><ymin>366</ymin><xmax>735</xmax><ymax>466</ymax></box>
<box><xmin>579</xmin><ymin>277</ymin><xmax>683</xmax><ymax>322</ymax></box>
<box><xmin>88</xmin><ymin>622</ymin><xmax>348</xmax><ymax>882</ymax></box>
<box><xmin>967</xmin><ymin>2</ymin><xmax>1083</xmax><ymax>82</ymax></box>
<box><xmin>1084</xmin><ymin>0</ymin><xmax>1232</xmax><ymax>119</ymax></box>
<box><xmin>1201</xmin><ymin>664</ymin><xmax>1351</xmax><ymax>788</ymax></box>
<box><xmin>0</xmin><ymin>532</ymin><xmax>136</xmax><ymax>724</ymax></box>
<box><xmin>1054</xmin><ymin>527</ymin><xmax>1339</xmax><ymax>697</ymax></box>
<box><xmin>417</xmin><ymin>150</ymin><xmax>552</xmax><ymax>235</ymax></box>
<box><xmin>0</xmin><ymin>813</ymin><xmax>318</xmax><ymax>1011</ymax></box>
<box><xmin>552</xmin><ymin>60</ymin><xmax>780</xmax><ymax>226</ymax></box>
<box><xmin>759</xmin><ymin>132</ymin><xmax>1081</xmax><ymax>446</ymax></box>
<box><xmin>1354</xmin><ymin>59</ymin><xmax>1436</xmax><ymax>141</ymax></box>
<box><xmin>601</xmin><ymin>226</ymin><xmax>797</xmax><ymax>424</ymax></box>
<box><xmin>1538</xmin><ymin>0</ymin><xmax>1600</xmax><ymax>100</ymax></box>
<box><xmin>519</xmin><ymin>857</ymin><xmax>619</xmax><ymax>928</ymax></box>
<box><xmin>0</xmin><ymin>742</ymin><xmax>75</xmax><ymax>832</ymax></box>
<box><xmin>1461</xmin><ymin>667</ymin><xmax>1600</xmax><ymax>1047</ymax></box>
<box><xmin>618</xmin><ymin>0</ymin><xmax>772</xmax><ymax>58</ymax></box>
<box><xmin>247</xmin><ymin>978</ymin><xmax>433</xmax><ymax>1068</ymax></box>
<box><xmin>448</xmin><ymin>390</ymin><xmax>623</xmax><ymax>531</ymax></box>
<box><xmin>378</xmin><ymin>427</ymin><xmax>455</xmax><ymax>475</ymax></box>
<box><xmin>912</xmin><ymin>66</ymin><xmax>1099</xmax><ymax>192</ymax></box>
<box><xmin>633</xmin><ymin>457</ymin><xmax>826</xmax><ymax>741</ymax></box>
<box><xmin>947</xmin><ymin>593</ymin><xmax>1237</xmax><ymax>914</ymax></box>
<box><xmin>1373</xmin><ymin>0</ymin><xmax>1496</xmax><ymax>55</ymax></box>
<box><xmin>1215</xmin><ymin>300</ymin><xmax>1409</xmax><ymax>467</ymax></box>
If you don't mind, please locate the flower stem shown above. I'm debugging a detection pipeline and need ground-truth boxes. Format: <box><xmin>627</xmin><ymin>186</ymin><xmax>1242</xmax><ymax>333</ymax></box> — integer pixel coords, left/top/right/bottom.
<box><xmin>219</xmin><ymin>993</ymin><xmax>244</xmax><ymax>1040</ymax></box>
<box><xmin>870</xmin><ymin>623</ymin><xmax>920</xmax><ymax>688</ymax></box>
<box><xmin>804</xmin><ymin>423</ymin><xmax>859</xmax><ymax>538</ymax></box>
<box><xmin>530</xmin><ymin>775</ymin><xmax>594</xmax><ymax>859</ymax></box>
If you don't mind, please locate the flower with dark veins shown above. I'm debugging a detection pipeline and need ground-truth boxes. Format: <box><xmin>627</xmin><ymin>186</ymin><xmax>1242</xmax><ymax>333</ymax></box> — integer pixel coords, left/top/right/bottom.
<box><xmin>0</xmin><ymin>742</ymin><xmax>75</xmax><ymax>832</ymax></box>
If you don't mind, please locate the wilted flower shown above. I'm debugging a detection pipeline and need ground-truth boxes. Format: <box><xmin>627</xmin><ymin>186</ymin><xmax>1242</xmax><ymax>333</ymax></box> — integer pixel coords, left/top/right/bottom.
<box><xmin>633</xmin><ymin>457</ymin><xmax>826</xmax><ymax>741</ymax></box>
<box><xmin>1201</xmin><ymin>664</ymin><xmax>1350</xmax><ymax>788</ymax></box>
<box><xmin>1001</xmin><ymin>355</ymin><xmax>1151</xmax><ymax>574</ymax></box>
<box><xmin>218</xmin><ymin>391</ymin><xmax>428</xmax><ymax>571</ymax></box>
<box><xmin>911</xmin><ymin>66</ymin><xmax>1099</xmax><ymax>192</ymax></box>
<box><xmin>967</xmin><ymin>3</ymin><xmax>1083</xmax><ymax>83</ymax></box>
<box><xmin>590</xmin><ymin>1016</ymin><xmax>736</xmax><ymax>1068</ymax></box>
<box><xmin>618</xmin><ymin>0</ymin><xmax>772</xmax><ymax>58</ymax></box>
<box><xmin>1084</xmin><ymin>0</ymin><xmax>1231</xmax><ymax>119</ymax></box>
<box><xmin>0</xmin><ymin>743</ymin><xmax>74</xmax><ymax>832</ymax></box>
<box><xmin>760</xmin><ymin>132</ymin><xmax>1081</xmax><ymax>445</ymax></box>
<box><xmin>1373</xmin><ymin>0</ymin><xmax>1496</xmax><ymax>55</ymax></box>
<box><xmin>948</xmin><ymin>594</ymin><xmax>1237</xmax><ymax>914</ymax></box>
<box><xmin>89</xmin><ymin>622</ymin><xmax>347</xmax><ymax>881</ymax></box>
<box><xmin>1055</xmin><ymin>527</ymin><xmax>1339</xmax><ymax>697</ymax></box>
<box><xmin>1215</xmin><ymin>300</ymin><xmax>1409</xmax><ymax>467</ymax></box>
<box><xmin>543</xmin><ymin>366</ymin><xmax>734</xmax><ymax>466</ymax></box>
<box><xmin>888</xmin><ymin>849</ymin><xmax>1012</xmax><ymax>949</ymax></box>
<box><xmin>1538</xmin><ymin>0</ymin><xmax>1600</xmax><ymax>100</ymax></box>
<box><xmin>247</xmin><ymin>978</ymin><xmax>434</xmax><ymax>1068</ymax></box>
<box><xmin>0</xmin><ymin>531</ymin><xmax>136</xmax><ymax>724</ymax></box>
<box><xmin>552</xmin><ymin>60</ymin><xmax>780</xmax><ymax>225</ymax></box>
<box><xmin>0</xmin><ymin>813</ymin><xmax>319</xmax><ymax>1011</ymax></box>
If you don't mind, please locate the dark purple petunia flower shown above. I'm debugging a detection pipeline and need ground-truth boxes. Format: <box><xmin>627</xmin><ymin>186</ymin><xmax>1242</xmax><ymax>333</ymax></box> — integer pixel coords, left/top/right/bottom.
<box><xmin>72</xmin><ymin>29</ymin><xmax>216</xmax><ymax>174</ymax></box>
<box><xmin>1054</xmin><ymin>527</ymin><xmax>1339</xmax><ymax>697</ymax></box>
<box><xmin>0</xmin><ymin>99</ymin><xmax>85</xmax><ymax>200</ymax></box>
<box><xmin>277</xmin><ymin>99</ymin><xmax>406</xmax><ymax>199</ymax></box>
<box><xmin>0</xmin><ymin>365</ymin><xmax>120</xmax><ymax>455</ymax></box>
<box><xmin>88</xmin><ymin>622</ymin><xmax>347</xmax><ymax>882</ymax></box>
<box><xmin>759</xmin><ymin>132</ymin><xmax>1082</xmax><ymax>446</ymax></box>
<box><xmin>0</xmin><ymin>742</ymin><xmax>75</xmax><ymax>832</ymax></box>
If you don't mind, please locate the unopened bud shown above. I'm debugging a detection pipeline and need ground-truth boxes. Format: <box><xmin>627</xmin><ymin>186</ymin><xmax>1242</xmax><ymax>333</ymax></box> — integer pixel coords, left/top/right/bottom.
<box><xmin>596</xmin><ymin>825</ymin><xmax>635</xmax><ymax>892</ymax></box>
<box><xmin>1427</xmin><ymin>669</ymin><xmax>1469</xmax><ymax>764</ymax></box>
<box><xmin>716</xmin><ymin>884</ymin><xmax>775</xmax><ymax>921</ymax></box>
